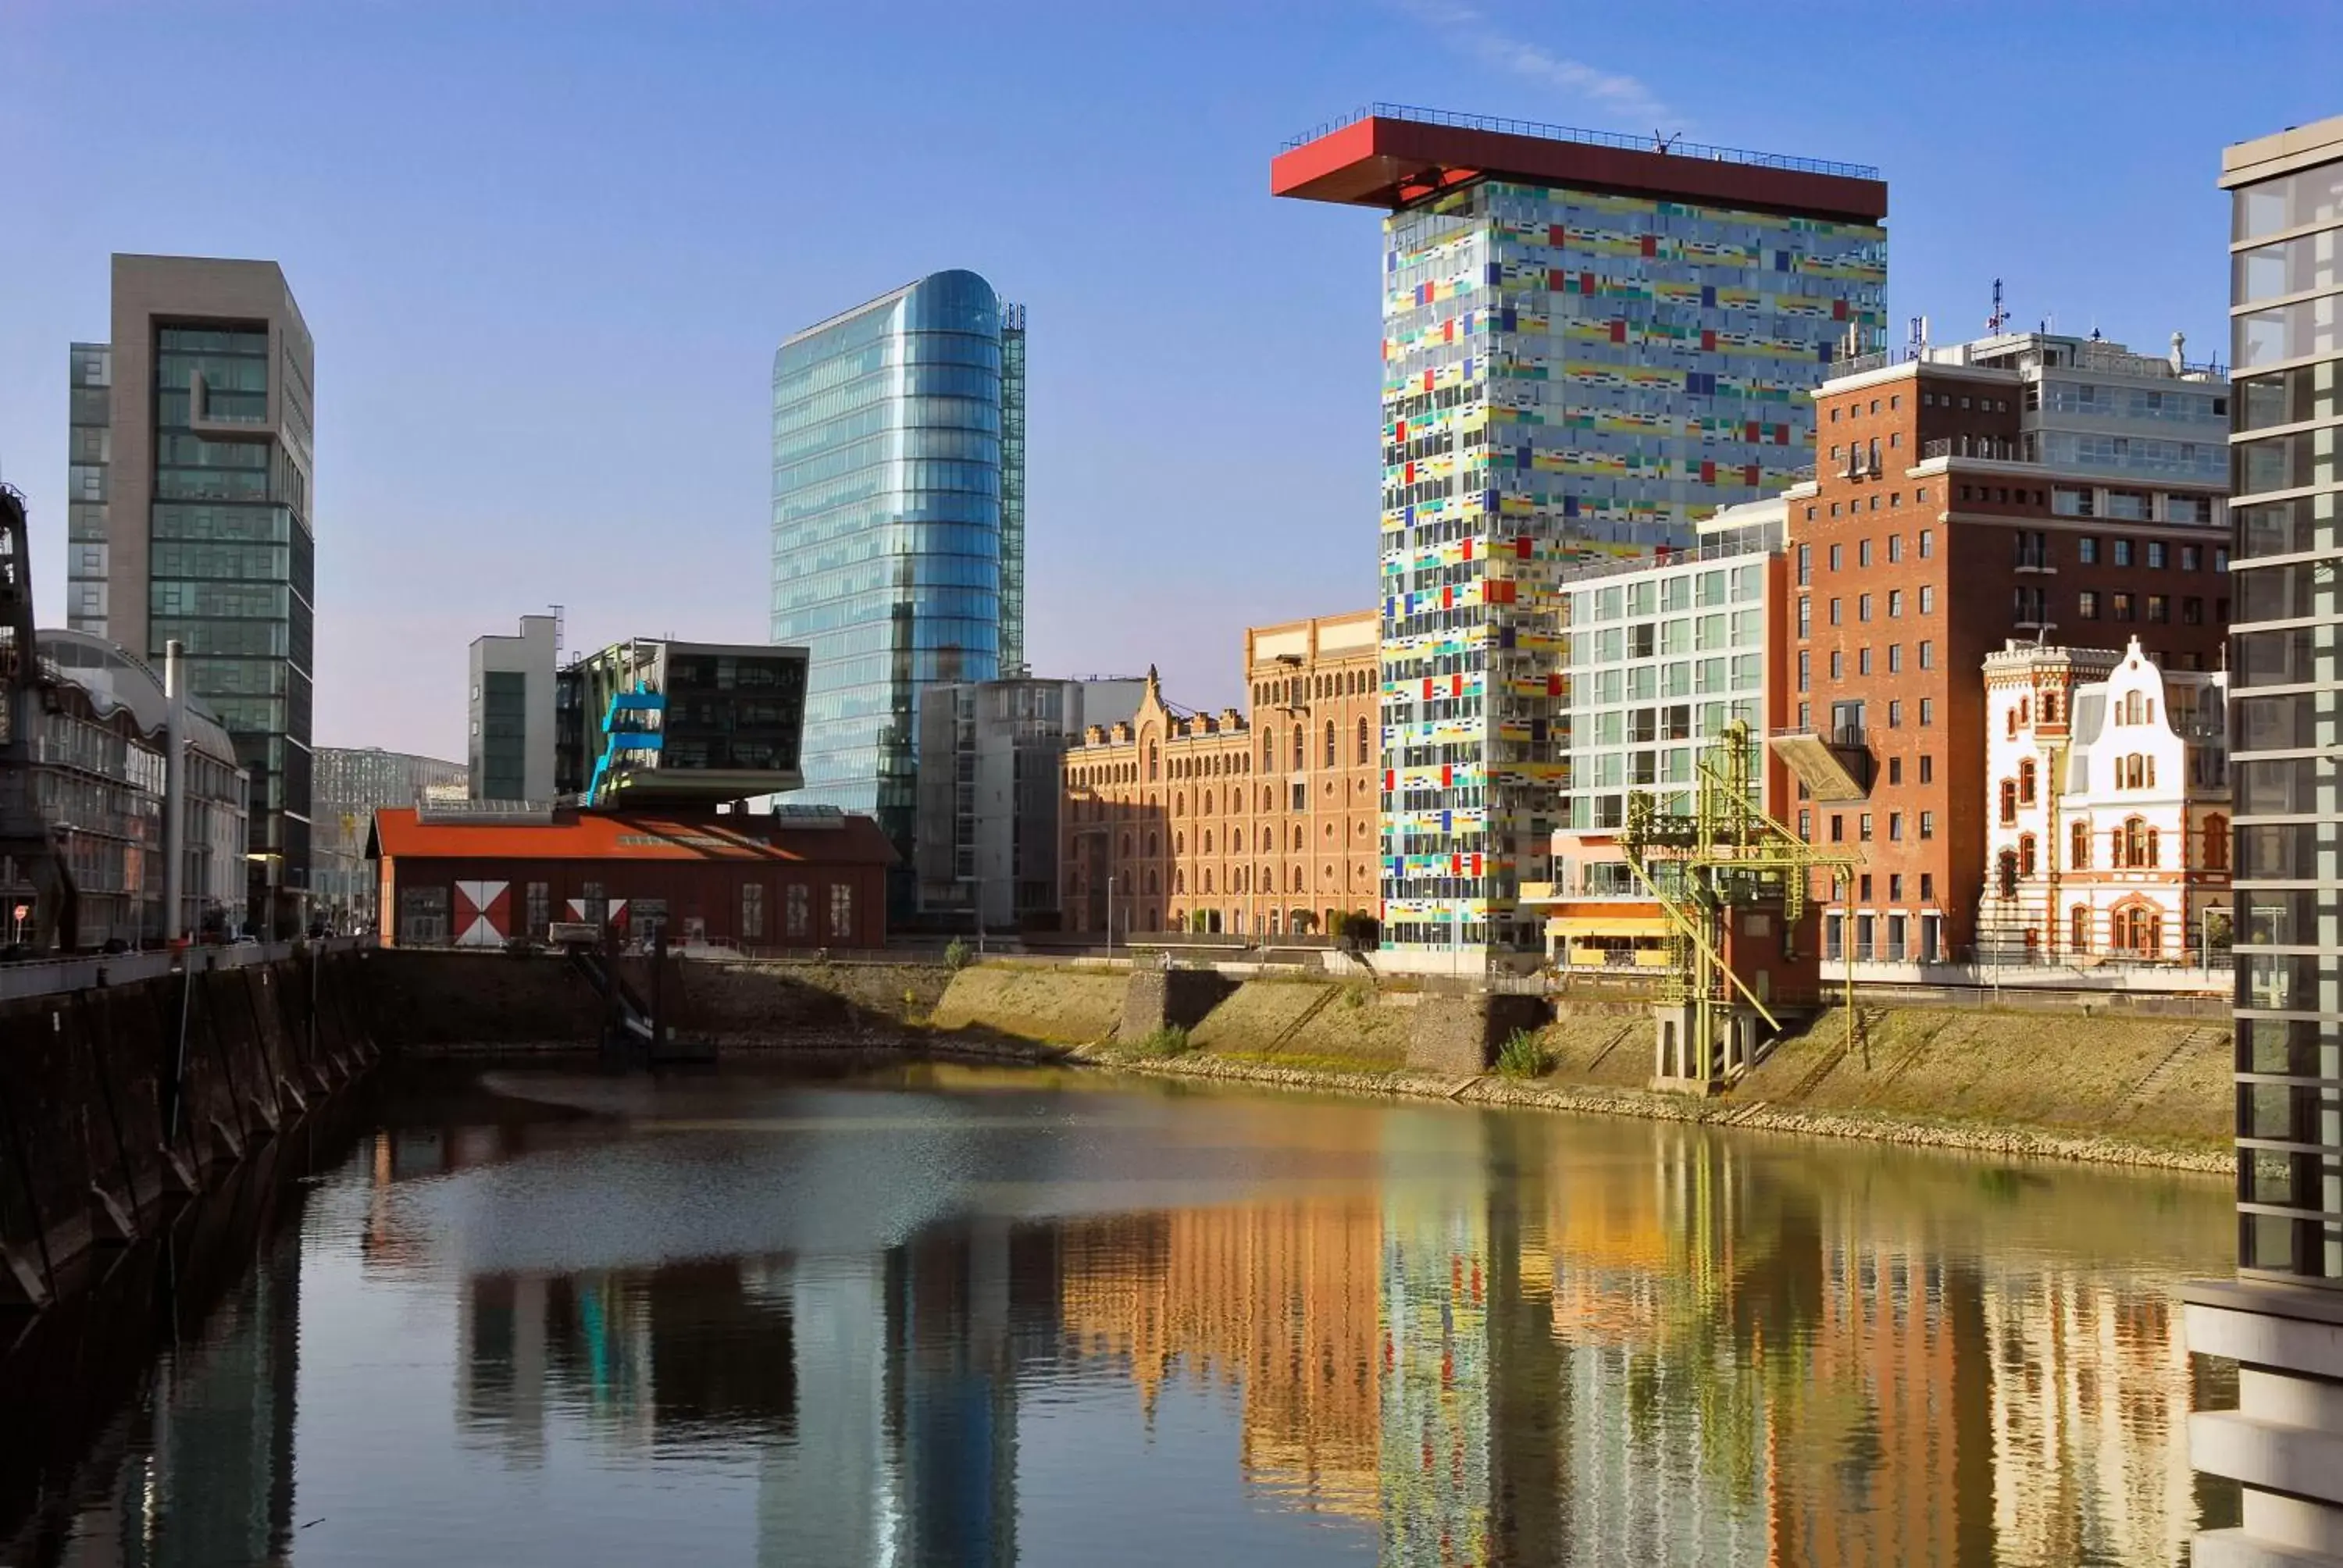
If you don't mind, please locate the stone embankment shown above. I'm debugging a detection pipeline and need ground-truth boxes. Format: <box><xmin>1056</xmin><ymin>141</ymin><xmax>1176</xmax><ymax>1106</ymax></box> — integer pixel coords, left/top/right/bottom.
<box><xmin>369</xmin><ymin>950</ymin><xmax>2232</xmax><ymax>1172</ymax></box>
<box><xmin>933</xmin><ymin>962</ymin><xmax>2232</xmax><ymax>1173</ymax></box>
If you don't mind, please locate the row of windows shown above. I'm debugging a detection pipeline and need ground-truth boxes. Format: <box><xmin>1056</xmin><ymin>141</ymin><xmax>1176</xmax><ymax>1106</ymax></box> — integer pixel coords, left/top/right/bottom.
<box><xmin>1991</xmin><ymin>816</ymin><xmax>2227</xmax><ymax>876</ymax></box>
<box><xmin>1810</xmin><ymin>486</ymin><xmax>1934</xmax><ymax>520</ymax></box>
<box><xmin>1796</xmin><ymin>530</ymin><xmax>1934</xmax><ymax>581</ymax></box>
<box><xmin>1254</xmin><ymin>664</ymin><xmax>1376</xmax><ymax>707</ymax></box>
<box><xmin>2075</xmin><ymin>590</ymin><xmax>2224</xmax><ymax>625</ymax></box>
<box><xmin>1797</xmin><ymin>586</ymin><xmax>1933</xmax><ymax>631</ymax></box>
<box><xmin>1796</xmin><ymin>641</ymin><xmax>1934</xmax><ymax>688</ymax></box>
<box><xmin>1799</xmin><ymin>808</ymin><xmax>1935</xmax><ymax>844</ymax></box>
<box><xmin>1791</xmin><ymin>697</ymin><xmax>1932</xmax><ymax>729</ymax></box>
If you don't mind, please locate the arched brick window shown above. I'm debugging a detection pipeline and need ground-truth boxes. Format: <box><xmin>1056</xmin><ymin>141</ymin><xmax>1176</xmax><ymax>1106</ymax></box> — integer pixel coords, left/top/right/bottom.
<box><xmin>1357</xmin><ymin>717</ymin><xmax>1371</xmax><ymax>765</ymax></box>
<box><xmin>1324</xmin><ymin>720</ymin><xmax>1336</xmax><ymax>769</ymax></box>
<box><xmin>2206</xmin><ymin>814</ymin><xmax>2230</xmax><ymax>871</ymax></box>
<box><xmin>2070</xmin><ymin>819</ymin><xmax>2091</xmax><ymax>870</ymax></box>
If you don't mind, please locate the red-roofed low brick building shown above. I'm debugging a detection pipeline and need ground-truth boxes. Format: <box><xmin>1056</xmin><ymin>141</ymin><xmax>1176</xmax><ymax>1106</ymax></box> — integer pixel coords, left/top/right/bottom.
<box><xmin>367</xmin><ymin>805</ymin><xmax>894</xmax><ymax>950</ymax></box>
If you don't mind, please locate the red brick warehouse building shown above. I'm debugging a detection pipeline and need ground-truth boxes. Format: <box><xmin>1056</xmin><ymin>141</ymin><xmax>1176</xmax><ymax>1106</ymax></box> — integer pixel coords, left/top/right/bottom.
<box><xmin>369</xmin><ymin>804</ymin><xmax>893</xmax><ymax>950</ymax></box>
<box><xmin>1771</xmin><ymin>329</ymin><xmax>2231</xmax><ymax>963</ymax></box>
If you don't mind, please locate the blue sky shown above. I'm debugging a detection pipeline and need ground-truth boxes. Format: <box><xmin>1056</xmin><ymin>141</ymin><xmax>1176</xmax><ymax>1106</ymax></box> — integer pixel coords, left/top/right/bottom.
<box><xmin>2</xmin><ymin>1</ymin><xmax>2334</xmax><ymax>758</ymax></box>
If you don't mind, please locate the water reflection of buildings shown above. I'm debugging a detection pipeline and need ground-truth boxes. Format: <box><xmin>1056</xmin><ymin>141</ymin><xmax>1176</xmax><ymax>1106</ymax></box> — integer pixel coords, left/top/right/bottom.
<box><xmin>1052</xmin><ymin>1116</ymin><xmax>2220</xmax><ymax>1566</ymax></box>
<box><xmin>1055</xmin><ymin>1202</ymin><xmax>1383</xmax><ymax>1517</ymax></box>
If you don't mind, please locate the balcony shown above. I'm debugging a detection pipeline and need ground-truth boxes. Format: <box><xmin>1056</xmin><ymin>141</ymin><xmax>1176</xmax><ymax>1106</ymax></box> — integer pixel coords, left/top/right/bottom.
<box><xmin>2013</xmin><ymin>550</ymin><xmax>2056</xmax><ymax>575</ymax></box>
<box><xmin>1767</xmin><ymin>724</ymin><xmax>1870</xmax><ymax>801</ymax></box>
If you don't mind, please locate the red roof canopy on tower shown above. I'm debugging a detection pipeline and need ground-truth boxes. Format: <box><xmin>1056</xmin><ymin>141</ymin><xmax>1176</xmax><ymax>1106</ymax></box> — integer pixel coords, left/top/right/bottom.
<box><xmin>1271</xmin><ymin>111</ymin><xmax>1887</xmax><ymax>224</ymax></box>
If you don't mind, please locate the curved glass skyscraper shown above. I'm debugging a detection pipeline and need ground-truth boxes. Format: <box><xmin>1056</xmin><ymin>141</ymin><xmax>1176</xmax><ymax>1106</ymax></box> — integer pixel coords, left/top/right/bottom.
<box><xmin>772</xmin><ymin>270</ymin><xmax>1025</xmax><ymax>896</ymax></box>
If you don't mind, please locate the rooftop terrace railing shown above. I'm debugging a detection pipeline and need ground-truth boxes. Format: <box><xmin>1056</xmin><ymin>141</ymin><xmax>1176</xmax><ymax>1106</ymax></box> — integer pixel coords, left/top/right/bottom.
<box><xmin>1280</xmin><ymin>102</ymin><xmax>1882</xmax><ymax>183</ymax></box>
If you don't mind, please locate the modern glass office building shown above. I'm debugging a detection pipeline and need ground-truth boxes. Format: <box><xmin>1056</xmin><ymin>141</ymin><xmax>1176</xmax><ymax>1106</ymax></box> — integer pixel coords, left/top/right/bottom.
<box><xmin>2223</xmin><ymin>119</ymin><xmax>2343</xmax><ymax>1288</ymax></box>
<box><xmin>771</xmin><ymin>270</ymin><xmax>1024</xmax><ymax>896</ymax></box>
<box><xmin>72</xmin><ymin>255</ymin><xmax>316</xmax><ymax>935</ymax></box>
<box><xmin>2182</xmin><ymin>112</ymin><xmax>2343</xmax><ymax>1568</ymax></box>
<box><xmin>1272</xmin><ymin>107</ymin><xmax>1888</xmax><ymax>969</ymax></box>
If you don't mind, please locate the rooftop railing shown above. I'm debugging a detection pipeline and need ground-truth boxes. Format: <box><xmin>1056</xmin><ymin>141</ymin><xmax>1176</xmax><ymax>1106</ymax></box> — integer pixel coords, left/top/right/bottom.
<box><xmin>1279</xmin><ymin>102</ymin><xmax>1881</xmax><ymax>182</ymax></box>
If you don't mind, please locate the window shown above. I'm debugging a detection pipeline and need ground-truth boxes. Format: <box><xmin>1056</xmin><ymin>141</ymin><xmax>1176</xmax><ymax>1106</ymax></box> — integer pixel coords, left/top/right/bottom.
<box><xmin>1324</xmin><ymin>720</ymin><xmax>1336</xmax><ymax>768</ymax></box>
<box><xmin>1860</xmin><ymin>539</ymin><xmax>1873</xmax><ymax>568</ymax></box>
<box><xmin>2148</xmin><ymin>541</ymin><xmax>2167</xmax><ymax>569</ymax></box>
<box><xmin>1888</xmin><ymin>699</ymin><xmax>1903</xmax><ymax>727</ymax></box>
<box><xmin>786</xmin><ymin>883</ymin><xmax>811</xmax><ymax>938</ymax></box>
<box><xmin>1830</xmin><ymin>650</ymin><xmax>1843</xmax><ymax>680</ymax></box>
<box><xmin>1919</xmin><ymin>586</ymin><xmax>1935</xmax><ymax>615</ymax></box>
<box><xmin>1829</xmin><ymin>814</ymin><xmax>1845</xmax><ymax>843</ymax></box>
<box><xmin>526</xmin><ymin>882</ymin><xmax>549</xmax><ymax>940</ymax></box>
<box><xmin>1919</xmin><ymin>811</ymin><xmax>1935</xmax><ymax>839</ymax></box>
<box><xmin>1859</xmin><ymin>647</ymin><xmax>1874</xmax><ymax>675</ymax></box>
<box><xmin>1920</xmin><ymin>697</ymin><xmax>1934</xmax><ymax>726</ymax></box>
<box><xmin>1919</xmin><ymin>529</ymin><xmax>1933</xmax><ymax>558</ymax></box>
<box><xmin>2070</xmin><ymin>820</ymin><xmax>2091</xmax><ymax>870</ymax></box>
<box><xmin>1919</xmin><ymin>640</ymin><xmax>1934</xmax><ymax>670</ymax></box>
<box><xmin>1888</xmin><ymin>643</ymin><xmax>1903</xmax><ymax>673</ymax></box>
<box><xmin>1859</xmin><ymin>814</ymin><xmax>1874</xmax><ymax>841</ymax></box>
<box><xmin>1999</xmin><ymin>779</ymin><xmax>2018</xmax><ymax>825</ymax></box>
<box><xmin>2071</xmin><ymin>904</ymin><xmax>2091</xmax><ymax>953</ymax></box>
<box><xmin>2148</xmin><ymin>593</ymin><xmax>2170</xmax><ymax>623</ymax></box>
<box><xmin>741</xmin><ymin>882</ymin><xmax>765</xmax><ymax>941</ymax></box>
<box><xmin>2183</xmin><ymin>597</ymin><xmax>2204</xmax><ymax>625</ymax></box>
<box><xmin>1859</xmin><ymin>593</ymin><xmax>1873</xmax><ymax>622</ymax></box>
<box><xmin>2181</xmin><ymin>544</ymin><xmax>2202</xmax><ymax>571</ymax></box>
<box><xmin>1830</xmin><ymin>597</ymin><xmax>1843</xmax><ymax>625</ymax></box>
<box><xmin>1830</xmin><ymin>544</ymin><xmax>1843</xmax><ymax>572</ymax></box>
<box><xmin>2018</xmin><ymin>834</ymin><xmax>2038</xmax><ymax>876</ymax></box>
<box><xmin>2112</xmin><ymin>592</ymin><xmax>2135</xmax><ymax>622</ymax></box>
<box><xmin>1797</xmin><ymin>650</ymin><xmax>1810</xmax><ymax>691</ymax></box>
<box><xmin>1888</xmin><ymin>812</ymin><xmax>1904</xmax><ymax>842</ymax></box>
<box><xmin>1357</xmin><ymin>716</ymin><xmax>1370</xmax><ymax>764</ymax></box>
<box><xmin>2078</xmin><ymin>590</ymin><xmax>2100</xmax><ymax>620</ymax></box>
<box><xmin>2113</xmin><ymin>539</ymin><xmax>2134</xmax><ymax>567</ymax></box>
<box><xmin>1919</xmin><ymin>755</ymin><xmax>1933</xmax><ymax>784</ymax></box>
<box><xmin>1888</xmin><ymin>534</ymin><xmax>1903</xmax><ymax>563</ymax></box>
<box><xmin>1798</xmin><ymin>809</ymin><xmax>1812</xmax><ymax>841</ymax></box>
<box><xmin>2077</xmin><ymin>536</ymin><xmax>2099</xmax><ymax>565</ymax></box>
<box><xmin>1888</xmin><ymin>590</ymin><xmax>1903</xmax><ymax>618</ymax></box>
<box><xmin>2018</xmin><ymin>758</ymin><xmax>2037</xmax><ymax>804</ymax></box>
<box><xmin>1797</xmin><ymin>544</ymin><xmax>1811</xmax><ymax>585</ymax></box>
<box><xmin>2206</xmin><ymin>814</ymin><xmax>2230</xmax><ymax>871</ymax></box>
<box><xmin>1290</xmin><ymin>725</ymin><xmax>1304</xmax><ymax>771</ymax></box>
<box><xmin>1798</xmin><ymin>597</ymin><xmax>1812</xmax><ymax>637</ymax></box>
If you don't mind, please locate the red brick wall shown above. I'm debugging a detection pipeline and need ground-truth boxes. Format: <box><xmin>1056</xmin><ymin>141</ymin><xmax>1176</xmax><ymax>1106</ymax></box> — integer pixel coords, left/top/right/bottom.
<box><xmin>379</xmin><ymin>856</ymin><xmax>889</xmax><ymax>950</ymax></box>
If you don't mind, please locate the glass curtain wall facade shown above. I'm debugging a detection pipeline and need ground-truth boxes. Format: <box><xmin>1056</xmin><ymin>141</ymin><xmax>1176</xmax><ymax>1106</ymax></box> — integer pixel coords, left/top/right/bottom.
<box><xmin>772</xmin><ymin>270</ymin><xmax>1021</xmax><ymax>897</ymax></box>
<box><xmin>2226</xmin><ymin>142</ymin><xmax>2343</xmax><ymax>1286</ymax></box>
<box><xmin>1378</xmin><ymin>180</ymin><xmax>1885</xmax><ymax>962</ymax></box>
<box><xmin>66</xmin><ymin>344</ymin><xmax>112</xmax><ymax>638</ymax></box>
<box><xmin>148</xmin><ymin>322</ymin><xmax>317</xmax><ymax>920</ymax></box>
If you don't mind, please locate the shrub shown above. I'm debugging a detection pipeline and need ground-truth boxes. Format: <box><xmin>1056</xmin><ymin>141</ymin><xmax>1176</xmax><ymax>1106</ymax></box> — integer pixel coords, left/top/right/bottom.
<box><xmin>1131</xmin><ymin>1024</ymin><xmax>1193</xmax><ymax>1057</ymax></box>
<box><xmin>943</xmin><ymin>938</ymin><xmax>972</xmax><ymax>971</ymax></box>
<box><xmin>1496</xmin><ymin>1027</ymin><xmax>1553</xmax><ymax>1079</ymax></box>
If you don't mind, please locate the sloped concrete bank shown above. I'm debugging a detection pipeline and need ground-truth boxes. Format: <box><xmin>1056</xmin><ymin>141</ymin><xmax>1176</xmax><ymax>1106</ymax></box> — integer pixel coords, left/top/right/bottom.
<box><xmin>1077</xmin><ymin>1048</ymin><xmax>2229</xmax><ymax>1174</ymax></box>
<box><xmin>930</xmin><ymin>964</ymin><xmax>2232</xmax><ymax>1174</ymax></box>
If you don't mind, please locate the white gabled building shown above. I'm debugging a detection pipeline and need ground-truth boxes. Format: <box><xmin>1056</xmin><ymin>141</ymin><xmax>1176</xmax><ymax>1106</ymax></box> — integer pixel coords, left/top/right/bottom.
<box><xmin>1978</xmin><ymin>637</ymin><xmax>2230</xmax><ymax>964</ymax></box>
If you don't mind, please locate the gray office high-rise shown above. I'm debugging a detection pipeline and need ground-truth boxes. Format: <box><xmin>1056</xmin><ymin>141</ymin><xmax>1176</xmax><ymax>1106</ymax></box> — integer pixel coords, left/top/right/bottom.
<box><xmin>771</xmin><ymin>270</ymin><xmax>1025</xmax><ymax>906</ymax></box>
<box><xmin>70</xmin><ymin>255</ymin><xmax>315</xmax><ymax>935</ymax></box>
<box><xmin>2184</xmin><ymin>112</ymin><xmax>2343</xmax><ymax>1568</ymax></box>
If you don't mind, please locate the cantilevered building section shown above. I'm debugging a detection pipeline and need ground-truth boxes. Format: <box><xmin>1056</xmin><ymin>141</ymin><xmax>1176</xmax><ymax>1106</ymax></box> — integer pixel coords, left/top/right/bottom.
<box><xmin>1272</xmin><ymin>105</ymin><xmax>1888</xmax><ymax>970</ymax></box>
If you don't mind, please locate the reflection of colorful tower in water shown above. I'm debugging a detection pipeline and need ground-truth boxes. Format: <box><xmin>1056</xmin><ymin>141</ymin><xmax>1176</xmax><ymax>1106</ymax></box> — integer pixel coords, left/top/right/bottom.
<box><xmin>1378</xmin><ymin>1194</ymin><xmax>1489</xmax><ymax>1566</ymax></box>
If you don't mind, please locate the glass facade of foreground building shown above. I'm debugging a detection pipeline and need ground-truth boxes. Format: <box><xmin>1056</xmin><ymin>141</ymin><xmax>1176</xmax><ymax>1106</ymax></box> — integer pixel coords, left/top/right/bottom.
<box><xmin>772</xmin><ymin>270</ymin><xmax>1023</xmax><ymax>893</ymax></box>
<box><xmin>2225</xmin><ymin>136</ymin><xmax>2343</xmax><ymax>1287</ymax></box>
<box><xmin>1365</xmin><ymin>163</ymin><xmax>1885</xmax><ymax>963</ymax></box>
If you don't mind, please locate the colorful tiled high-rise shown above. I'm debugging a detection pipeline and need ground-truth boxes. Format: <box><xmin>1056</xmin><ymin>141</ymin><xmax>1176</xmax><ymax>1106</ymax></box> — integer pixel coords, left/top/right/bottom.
<box><xmin>1275</xmin><ymin>108</ymin><xmax>1888</xmax><ymax>969</ymax></box>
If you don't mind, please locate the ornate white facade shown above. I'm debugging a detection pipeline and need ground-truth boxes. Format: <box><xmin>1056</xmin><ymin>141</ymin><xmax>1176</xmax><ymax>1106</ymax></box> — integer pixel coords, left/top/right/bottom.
<box><xmin>1978</xmin><ymin>638</ymin><xmax>2229</xmax><ymax>963</ymax></box>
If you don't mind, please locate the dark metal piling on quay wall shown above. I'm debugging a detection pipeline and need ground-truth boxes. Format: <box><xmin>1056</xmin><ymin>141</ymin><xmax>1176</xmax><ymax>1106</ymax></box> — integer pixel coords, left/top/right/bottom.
<box><xmin>0</xmin><ymin>943</ymin><xmax>382</xmax><ymax>1313</ymax></box>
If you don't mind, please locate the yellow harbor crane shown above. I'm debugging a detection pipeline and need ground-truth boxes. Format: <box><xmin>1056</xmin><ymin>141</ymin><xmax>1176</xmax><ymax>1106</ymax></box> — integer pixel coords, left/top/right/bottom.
<box><xmin>1616</xmin><ymin>721</ymin><xmax>1861</xmax><ymax>1089</ymax></box>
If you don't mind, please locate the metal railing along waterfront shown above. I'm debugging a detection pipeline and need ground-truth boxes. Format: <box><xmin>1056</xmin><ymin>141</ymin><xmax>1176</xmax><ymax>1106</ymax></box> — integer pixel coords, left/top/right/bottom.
<box><xmin>0</xmin><ymin>935</ymin><xmax>373</xmax><ymax>1003</ymax></box>
<box><xmin>1278</xmin><ymin>102</ymin><xmax>1881</xmax><ymax>181</ymax></box>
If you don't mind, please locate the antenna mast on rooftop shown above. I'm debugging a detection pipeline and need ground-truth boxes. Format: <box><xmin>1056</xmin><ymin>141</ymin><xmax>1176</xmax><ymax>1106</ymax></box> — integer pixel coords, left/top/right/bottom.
<box><xmin>1985</xmin><ymin>278</ymin><xmax>2010</xmax><ymax>334</ymax></box>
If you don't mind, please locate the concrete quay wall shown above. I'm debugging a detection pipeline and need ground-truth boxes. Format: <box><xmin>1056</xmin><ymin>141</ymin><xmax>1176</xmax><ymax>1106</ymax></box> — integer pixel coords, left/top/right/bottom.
<box><xmin>0</xmin><ymin>947</ymin><xmax>380</xmax><ymax>1310</ymax></box>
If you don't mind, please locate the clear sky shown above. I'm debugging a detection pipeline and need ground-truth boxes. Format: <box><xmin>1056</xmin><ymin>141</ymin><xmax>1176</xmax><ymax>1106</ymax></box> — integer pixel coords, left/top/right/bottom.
<box><xmin>2</xmin><ymin>1</ymin><xmax>2334</xmax><ymax>761</ymax></box>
